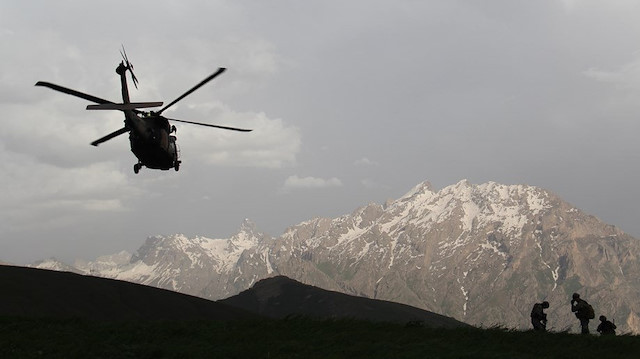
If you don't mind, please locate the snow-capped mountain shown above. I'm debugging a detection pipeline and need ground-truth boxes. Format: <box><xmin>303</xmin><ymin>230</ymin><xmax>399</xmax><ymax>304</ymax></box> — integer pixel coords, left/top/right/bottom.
<box><xmin>32</xmin><ymin>180</ymin><xmax>640</xmax><ymax>333</ymax></box>
<box><xmin>31</xmin><ymin>258</ymin><xmax>84</xmax><ymax>274</ymax></box>
<box><xmin>75</xmin><ymin>250</ymin><xmax>132</xmax><ymax>275</ymax></box>
<box><xmin>264</xmin><ymin>180</ymin><xmax>640</xmax><ymax>333</ymax></box>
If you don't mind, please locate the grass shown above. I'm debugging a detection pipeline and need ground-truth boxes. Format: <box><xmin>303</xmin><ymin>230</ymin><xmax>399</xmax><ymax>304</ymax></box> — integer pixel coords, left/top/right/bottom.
<box><xmin>1</xmin><ymin>316</ymin><xmax>639</xmax><ymax>358</ymax></box>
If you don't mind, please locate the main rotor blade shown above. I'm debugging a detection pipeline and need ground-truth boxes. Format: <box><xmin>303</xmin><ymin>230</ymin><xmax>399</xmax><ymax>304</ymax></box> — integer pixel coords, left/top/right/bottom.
<box><xmin>157</xmin><ymin>67</ymin><xmax>226</xmax><ymax>115</ymax></box>
<box><xmin>35</xmin><ymin>81</ymin><xmax>114</xmax><ymax>105</ymax></box>
<box><xmin>91</xmin><ymin>127</ymin><xmax>130</xmax><ymax>146</ymax></box>
<box><xmin>167</xmin><ymin>117</ymin><xmax>252</xmax><ymax>132</ymax></box>
<box><xmin>36</xmin><ymin>81</ymin><xmax>146</xmax><ymax>115</ymax></box>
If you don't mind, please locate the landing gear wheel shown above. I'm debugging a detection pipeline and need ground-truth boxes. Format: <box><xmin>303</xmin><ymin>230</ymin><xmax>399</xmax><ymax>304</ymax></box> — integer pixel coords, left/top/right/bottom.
<box><xmin>174</xmin><ymin>161</ymin><xmax>180</xmax><ymax>172</ymax></box>
<box><xmin>134</xmin><ymin>163</ymin><xmax>142</xmax><ymax>174</ymax></box>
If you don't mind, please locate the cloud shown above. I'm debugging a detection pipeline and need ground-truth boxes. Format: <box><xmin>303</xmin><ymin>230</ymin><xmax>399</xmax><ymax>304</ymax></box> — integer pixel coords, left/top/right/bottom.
<box><xmin>560</xmin><ymin>0</ymin><xmax>581</xmax><ymax>12</ymax></box>
<box><xmin>582</xmin><ymin>55</ymin><xmax>640</xmax><ymax>113</ymax></box>
<box><xmin>583</xmin><ymin>56</ymin><xmax>640</xmax><ymax>90</ymax></box>
<box><xmin>0</xmin><ymin>153</ymin><xmax>137</xmax><ymax>233</ymax></box>
<box><xmin>281</xmin><ymin>175</ymin><xmax>343</xmax><ymax>192</ymax></box>
<box><xmin>175</xmin><ymin>102</ymin><xmax>301</xmax><ymax>169</ymax></box>
<box><xmin>354</xmin><ymin>157</ymin><xmax>379</xmax><ymax>167</ymax></box>
<box><xmin>583</xmin><ymin>68</ymin><xmax>623</xmax><ymax>83</ymax></box>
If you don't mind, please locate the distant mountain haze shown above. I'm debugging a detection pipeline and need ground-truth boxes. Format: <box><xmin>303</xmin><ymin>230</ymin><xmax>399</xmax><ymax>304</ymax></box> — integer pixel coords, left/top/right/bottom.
<box><xmin>32</xmin><ymin>180</ymin><xmax>640</xmax><ymax>333</ymax></box>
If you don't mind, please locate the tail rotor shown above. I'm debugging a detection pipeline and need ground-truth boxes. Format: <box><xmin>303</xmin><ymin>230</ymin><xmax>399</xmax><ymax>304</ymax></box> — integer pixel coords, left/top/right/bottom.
<box><xmin>120</xmin><ymin>45</ymin><xmax>139</xmax><ymax>89</ymax></box>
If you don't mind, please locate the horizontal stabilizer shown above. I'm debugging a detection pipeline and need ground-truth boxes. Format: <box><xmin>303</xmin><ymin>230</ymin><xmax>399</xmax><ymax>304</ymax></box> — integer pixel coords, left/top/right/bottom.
<box><xmin>86</xmin><ymin>102</ymin><xmax>163</xmax><ymax>111</ymax></box>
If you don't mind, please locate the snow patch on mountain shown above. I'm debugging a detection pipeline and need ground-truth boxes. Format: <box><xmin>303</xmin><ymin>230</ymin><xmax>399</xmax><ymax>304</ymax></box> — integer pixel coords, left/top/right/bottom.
<box><xmin>113</xmin><ymin>261</ymin><xmax>159</xmax><ymax>285</ymax></box>
<box><xmin>31</xmin><ymin>258</ymin><xmax>81</xmax><ymax>273</ymax></box>
<box><xmin>75</xmin><ymin>250</ymin><xmax>132</xmax><ymax>275</ymax></box>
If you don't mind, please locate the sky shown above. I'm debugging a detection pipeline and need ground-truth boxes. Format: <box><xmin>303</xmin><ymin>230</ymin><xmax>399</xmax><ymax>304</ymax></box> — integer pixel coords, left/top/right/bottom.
<box><xmin>2</xmin><ymin>0</ymin><xmax>640</xmax><ymax>265</ymax></box>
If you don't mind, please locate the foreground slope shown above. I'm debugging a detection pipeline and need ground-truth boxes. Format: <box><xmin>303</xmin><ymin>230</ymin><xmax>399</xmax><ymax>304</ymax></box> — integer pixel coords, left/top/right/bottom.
<box><xmin>0</xmin><ymin>265</ymin><xmax>255</xmax><ymax>321</ymax></box>
<box><xmin>3</xmin><ymin>316</ymin><xmax>640</xmax><ymax>358</ymax></box>
<box><xmin>219</xmin><ymin>276</ymin><xmax>468</xmax><ymax>328</ymax></box>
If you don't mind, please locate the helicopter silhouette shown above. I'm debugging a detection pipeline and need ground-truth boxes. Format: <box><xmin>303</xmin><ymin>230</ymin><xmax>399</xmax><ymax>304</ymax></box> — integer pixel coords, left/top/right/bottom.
<box><xmin>35</xmin><ymin>48</ymin><xmax>252</xmax><ymax>174</ymax></box>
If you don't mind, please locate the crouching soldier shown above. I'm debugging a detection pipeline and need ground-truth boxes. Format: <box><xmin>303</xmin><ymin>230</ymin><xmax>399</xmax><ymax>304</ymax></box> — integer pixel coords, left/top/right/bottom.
<box><xmin>531</xmin><ymin>301</ymin><xmax>550</xmax><ymax>331</ymax></box>
<box><xmin>597</xmin><ymin>315</ymin><xmax>617</xmax><ymax>336</ymax></box>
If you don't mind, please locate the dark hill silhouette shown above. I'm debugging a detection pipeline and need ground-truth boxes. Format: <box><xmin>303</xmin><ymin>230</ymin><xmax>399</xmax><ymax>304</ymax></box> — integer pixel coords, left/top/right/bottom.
<box><xmin>0</xmin><ymin>265</ymin><xmax>257</xmax><ymax>321</ymax></box>
<box><xmin>219</xmin><ymin>276</ymin><xmax>469</xmax><ymax>328</ymax></box>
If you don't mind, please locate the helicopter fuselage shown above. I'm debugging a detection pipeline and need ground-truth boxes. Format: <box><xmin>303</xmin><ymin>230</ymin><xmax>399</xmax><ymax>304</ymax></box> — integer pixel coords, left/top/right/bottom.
<box><xmin>117</xmin><ymin>64</ymin><xmax>179</xmax><ymax>172</ymax></box>
<box><xmin>126</xmin><ymin>112</ymin><xmax>179</xmax><ymax>172</ymax></box>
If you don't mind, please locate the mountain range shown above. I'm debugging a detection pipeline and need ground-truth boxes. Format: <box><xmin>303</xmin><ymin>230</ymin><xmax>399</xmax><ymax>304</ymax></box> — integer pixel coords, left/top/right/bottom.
<box><xmin>32</xmin><ymin>179</ymin><xmax>640</xmax><ymax>333</ymax></box>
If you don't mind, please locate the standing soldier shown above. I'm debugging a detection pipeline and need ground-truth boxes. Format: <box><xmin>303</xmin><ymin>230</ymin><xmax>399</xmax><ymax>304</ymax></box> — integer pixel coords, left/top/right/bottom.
<box><xmin>531</xmin><ymin>301</ymin><xmax>550</xmax><ymax>331</ymax></box>
<box><xmin>571</xmin><ymin>293</ymin><xmax>594</xmax><ymax>334</ymax></box>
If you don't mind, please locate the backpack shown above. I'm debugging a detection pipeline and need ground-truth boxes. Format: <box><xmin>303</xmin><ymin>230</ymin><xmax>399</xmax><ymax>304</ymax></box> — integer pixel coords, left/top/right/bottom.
<box><xmin>575</xmin><ymin>300</ymin><xmax>595</xmax><ymax>319</ymax></box>
<box><xmin>585</xmin><ymin>303</ymin><xmax>595</xmax><ymax>319</ymax></box>
<box><xmin>531</xmin><ymin>303</ymin><xmax>545</xmax><ymax>320</ymax></box>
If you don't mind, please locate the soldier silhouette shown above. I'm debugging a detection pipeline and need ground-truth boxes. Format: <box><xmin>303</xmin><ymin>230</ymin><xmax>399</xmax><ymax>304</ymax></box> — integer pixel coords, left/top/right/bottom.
<box><xmin>596</xmin><ymin>315</ymin><xmax>617</xmax><ymax>336</ymax></box>
<box><xmin>571</xmin><ymin>293</ymin><xmax>594</xmax><ymax>334</ymax></box>
<box><xmin>530</xmin><ymin>301</ymin><xmax>549</xmax><ymax>331</ymax></box>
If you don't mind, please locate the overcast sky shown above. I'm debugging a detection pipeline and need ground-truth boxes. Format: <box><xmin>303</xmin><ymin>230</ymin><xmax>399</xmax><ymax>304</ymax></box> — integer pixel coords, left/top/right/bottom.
<box><xmin>2</xmin><ymin>1</ymin><xmax>640</xmax><ymax>264</ymax></box>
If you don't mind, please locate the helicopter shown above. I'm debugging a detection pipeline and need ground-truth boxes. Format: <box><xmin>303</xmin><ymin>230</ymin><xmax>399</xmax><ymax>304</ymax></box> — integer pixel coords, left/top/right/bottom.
<box><xmin>35</xmin><ymin>48</ymin><xmax>252</xmax><ymax>174</ymax></box>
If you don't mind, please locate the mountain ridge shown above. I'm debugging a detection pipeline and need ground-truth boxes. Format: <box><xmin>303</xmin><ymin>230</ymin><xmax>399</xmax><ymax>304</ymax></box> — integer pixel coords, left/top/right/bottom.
<box><xmin>31</xmin><ymin>179</ymin><xmax>640</xmax><ymax>333</ymax></box>
<box><xmin>0</xmin><ymin>264</ymin><xmax>257</xmax><ymax>321</ymax></box>
<box><xmin>220</xmin><ymin>275</ymin><xmax>469</xmax><ymax>328</ymax></box>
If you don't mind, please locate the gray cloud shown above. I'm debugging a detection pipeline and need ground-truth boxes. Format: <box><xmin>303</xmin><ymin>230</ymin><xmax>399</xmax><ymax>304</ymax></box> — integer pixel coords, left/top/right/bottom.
<box><xmin>2</xmin><ymin>1</ymin><xmax>640</xmax><ymax>264</ymax></box>
<box><xmin>354</xmin><ymin>158</ymin><xmax>379</xmax><ymax>167</ymax></box>
<box><xmin>281</xmin><ymin>175</ymin><xmax>343</xmax><ymax>192</ymax></box>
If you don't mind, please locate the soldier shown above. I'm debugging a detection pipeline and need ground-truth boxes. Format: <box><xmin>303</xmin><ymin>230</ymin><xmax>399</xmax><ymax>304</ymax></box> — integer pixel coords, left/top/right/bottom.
<box><xmin>571</xmin><ymin>293</ymin><xmax>594</xmax><ymax>334</ymax></box>
<box><xmin>596</xmin><ymin>315</ymin><xmax>617</xmax><ymax>336</ymax></box>
<box><xmin>531</xmin><ymin>301</ymin><xmax>550</xmax><ymax>331</ymax></box>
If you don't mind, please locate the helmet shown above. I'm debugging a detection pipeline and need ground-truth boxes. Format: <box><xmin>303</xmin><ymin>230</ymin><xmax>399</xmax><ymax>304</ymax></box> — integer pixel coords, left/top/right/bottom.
<box><xmin>572</xmin><ymin>293</ymin><xmax>580</xmax><ymax>300</ymax></box>
<box><xmin>542</xmin><ymin>301</ymin><xmax>549</xmax><ymax>308</ymax></box>
<box><xmin>600</xmin><ymin>315</ymin><xmax>607</xmax><ymax>321</ymax></box>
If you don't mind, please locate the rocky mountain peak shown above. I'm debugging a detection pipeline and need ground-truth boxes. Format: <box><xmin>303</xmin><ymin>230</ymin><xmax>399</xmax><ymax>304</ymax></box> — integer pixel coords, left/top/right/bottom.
<box><xmin>239</xmin><ymin>218</ymin><xmax>257</xmax><ymax>232</ymax></box>
<box><xmin>398</xmin><ymin>180</ymin><xmax>436</xmax><ymax>202</ymax></box>
<box><xmin>230</xmin><ymin>219</ymin><xmax>269</xmax><ymax>251</ymax></box>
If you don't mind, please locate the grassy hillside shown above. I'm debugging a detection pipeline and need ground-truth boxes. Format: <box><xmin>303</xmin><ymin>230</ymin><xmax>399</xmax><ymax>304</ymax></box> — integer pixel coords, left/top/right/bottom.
<box><xmin>2</xmin><ymin>265</ymin><xmax>638</xmax><ymax>358</ymax></box>
<box><xmin>1</xmin><ymin>316</ymin><xmax>639</xmax><ymax>358</ymax></box>
<box><xmin>0</xmin><ymin>265</ymin><xmax>256</xmax><ymax>321</ymax></box>
<box><xmin>220</xmin><ymin>276</ymin><xmax>468</xmax><ymax>329</ymax></box>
